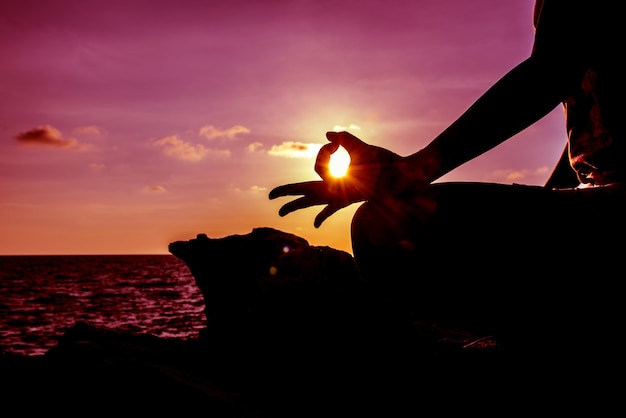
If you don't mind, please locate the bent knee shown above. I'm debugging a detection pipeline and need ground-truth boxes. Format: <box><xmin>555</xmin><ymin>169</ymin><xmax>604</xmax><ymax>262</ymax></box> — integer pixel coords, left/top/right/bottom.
<box><xmin>351</xmin><ymin>201</ymin><xmax>390</xmax><ymax>244</ymax></box>
<box><xmin>351</xmin><ymin>199</ymin><xmax>432</xmax><ymax>253</ymax></box>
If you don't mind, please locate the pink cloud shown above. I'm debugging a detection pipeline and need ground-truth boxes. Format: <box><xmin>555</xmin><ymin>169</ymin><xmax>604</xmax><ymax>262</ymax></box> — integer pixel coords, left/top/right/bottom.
<box><xmin>199</xmin><ymin>125</ymin><xmax>250</xmax><ymax>140</ymax></box>
<box><xmin>268</xmin><ymin>141</ymin><xmax>320</xmax><ymax>158</ymax></box>
<box><xmin>89</xmin><ymin>163</ymin><xmax>105</xmax><ymax>171</ymax></box>
<box><xmin>15</xmin><ymin>125</ymin><xmax>92</xmax><ymax>150</ymax></box>
<box><xmin>154</xmin><ymin>135</ymin><xmax>207</xmax><ymax>161</ymax></box>
<box><xmin>246</xmin><ymin>142</ymin><xmax>264</xmax><ymax>153</ymax></box>
<box><xmin>74</xmin><ymin>126</ymin><xmax>104</xmax><ymax>136</ymax></box>
<box><xmin>143</xmin><ymin>185</ymin><xmax>167</xmax><ymax>193</ymax></box>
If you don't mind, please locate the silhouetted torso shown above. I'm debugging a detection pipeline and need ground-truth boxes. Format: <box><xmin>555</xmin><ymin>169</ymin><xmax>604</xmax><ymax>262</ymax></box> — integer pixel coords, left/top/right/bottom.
<box><xmin>538</xmin><ymin>1</ymin><xmax>626</xmax><ymax>185</ymax></box>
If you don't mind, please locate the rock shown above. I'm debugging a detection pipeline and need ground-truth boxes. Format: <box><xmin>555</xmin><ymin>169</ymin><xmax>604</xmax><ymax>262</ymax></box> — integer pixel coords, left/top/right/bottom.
<box><xmin>167</xmin><ymin>228</ymin><xmax>503</xmax><ymax>414</ymax></box>
<box><xmin>0</xmin><ymin>228</ymin><xmax>510</xmax><ymax>417</ymax></box>
<box><xmin>1</xmin><ymin>227</ymin><xmax>619</xmax><ymax>415</ymax></box>
<box><xmin>169</xmin><ymin>227</ymin><xmax>419</xmax><ymax>358</ymax></box>
<box><xmin>168</xmin><ymin>227</ymin><xmax>311</xmax><ymax>342</ymax></box>
<box><xmin>0</xmin><ymin>321</ymin><xmax>256</xmax><ymax>415</ymax></box>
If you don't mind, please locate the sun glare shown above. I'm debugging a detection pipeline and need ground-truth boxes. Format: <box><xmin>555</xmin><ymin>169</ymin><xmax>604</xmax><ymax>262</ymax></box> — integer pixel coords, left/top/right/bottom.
<box><xmin>329</xmin><ymin>146</ymin><xmax>351</xmax><ymax>178</ymax></box>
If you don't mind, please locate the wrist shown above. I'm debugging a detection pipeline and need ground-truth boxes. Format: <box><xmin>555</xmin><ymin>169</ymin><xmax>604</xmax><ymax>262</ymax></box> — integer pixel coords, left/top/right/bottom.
<box><xmin>401</xmin><ymin>149</ymin><xmax>439</xmax><ymax>185</ymax></box>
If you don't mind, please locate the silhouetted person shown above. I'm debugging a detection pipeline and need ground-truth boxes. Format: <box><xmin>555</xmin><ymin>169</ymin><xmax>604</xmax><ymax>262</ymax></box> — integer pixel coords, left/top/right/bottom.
<box><xmin>269</xmin><ymin>0</ymin><xmax>624</xmax><ymax>355</ymax></box>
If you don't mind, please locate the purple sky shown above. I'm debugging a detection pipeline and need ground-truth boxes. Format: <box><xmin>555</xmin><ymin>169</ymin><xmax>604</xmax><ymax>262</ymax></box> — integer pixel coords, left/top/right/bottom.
<box><xmin>0</xmin><ymin>0</ymin><xmax>567</xmax><ymax>255</ymax></box>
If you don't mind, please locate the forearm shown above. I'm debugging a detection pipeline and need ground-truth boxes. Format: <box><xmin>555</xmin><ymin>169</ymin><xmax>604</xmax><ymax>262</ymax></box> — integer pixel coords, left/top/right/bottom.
<box><xmin>408</xmin><ymin>57</ymin><xmax>565</xmax><ymax>183</ymax></box>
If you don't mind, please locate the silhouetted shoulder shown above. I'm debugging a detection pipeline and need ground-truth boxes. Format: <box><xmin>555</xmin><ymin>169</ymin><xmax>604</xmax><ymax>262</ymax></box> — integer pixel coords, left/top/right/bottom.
<box><xmin>533</xmin><ymin>0</ymin><xmax>617</xmax><ymax>59</ymax></box>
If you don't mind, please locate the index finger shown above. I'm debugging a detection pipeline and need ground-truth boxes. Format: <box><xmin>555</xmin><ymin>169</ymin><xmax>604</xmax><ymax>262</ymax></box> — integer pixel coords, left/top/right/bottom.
<box><xmin>268</xmin><ymin>181</ymin><xmax>323</xmax><ymax>199</ymax></box>
<box><xmin>326</xmin><ymin>131</ymin><xmax>368</xmax><ymax>155</ymax></box>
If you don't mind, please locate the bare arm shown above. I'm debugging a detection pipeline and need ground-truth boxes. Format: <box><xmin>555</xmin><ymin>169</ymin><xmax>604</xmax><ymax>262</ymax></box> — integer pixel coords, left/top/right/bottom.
<box><xmin>409</xmin><ymin>0</ymin><xmax>589</xmax><ymax>184</ymax></box>
<box><xmin>270</xmin><ymin>0</ymin><xmax>595</xmax><ymax>227</ymax></box>
<box><xmin>407</xmin><ymin>0</ymin><xmax>590</xmax><ymax>182</ymax></box>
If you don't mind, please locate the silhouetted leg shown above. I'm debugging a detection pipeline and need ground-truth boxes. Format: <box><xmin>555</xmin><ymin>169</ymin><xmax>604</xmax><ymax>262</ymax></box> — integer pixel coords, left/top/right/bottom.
<box><xmin>352</xmin><ymin>181</ymin><xmax>626</xmax><ymax>404</ymax></box>
<box><xmin>351</xmin><ymin>189</ymin><xmax>439</xmax><ymax>323</ymax></box>
<box><xmin>352</xmin><ymin>182</ymin><xmax>626</xmax><ymax>348</ymax></box>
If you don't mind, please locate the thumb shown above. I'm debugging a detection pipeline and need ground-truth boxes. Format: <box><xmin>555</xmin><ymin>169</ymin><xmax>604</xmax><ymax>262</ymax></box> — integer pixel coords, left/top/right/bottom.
<box><xmin>315</xmin><ymin>142</ymin><xmax>339</xmax><ymax>181</ymax></box>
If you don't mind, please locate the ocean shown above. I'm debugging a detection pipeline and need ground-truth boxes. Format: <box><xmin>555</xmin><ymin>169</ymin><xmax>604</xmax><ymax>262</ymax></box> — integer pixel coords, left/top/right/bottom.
<box><xmin>0</xmin><ymin>255</ymin><xmax>206</xmax><ymax>357</ymax></box>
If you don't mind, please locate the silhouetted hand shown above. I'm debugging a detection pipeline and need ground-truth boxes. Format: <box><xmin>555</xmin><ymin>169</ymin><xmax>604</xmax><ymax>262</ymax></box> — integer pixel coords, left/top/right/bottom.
<box><xmin>269</xmin><ymin>131</ymin><xmax>421</xmax><ymax>228</ymax></box>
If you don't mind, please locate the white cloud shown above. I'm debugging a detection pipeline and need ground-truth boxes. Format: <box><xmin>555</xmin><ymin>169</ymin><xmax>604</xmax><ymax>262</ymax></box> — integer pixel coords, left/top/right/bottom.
<box><xmin>199</xmin><ymin>124</ymin><xmax>250</xmax><ymax>140</ymax></box>
<box><xmin>490</xmin><ymin>166</ymin><xmax>550</xmax><ymax>183</ymax></box>
<box><xmin>249</xmin><ymin>185</ymin><xmax>267</xmax><ymax>193</ymax></box>
<box><xmin>332</xmin><ymin>124</ymin><xmax>361</xmax><ymax>132</ymax></box>
<box><xmin>74</xmin><ymin>126</ymin><xmax>103</xmax><ymax>136</ymax></box>
<box><xmin>246</xmin><ymin>142</ymin><xmax>264</xmax><ymax>152</ymax></box>
<box><xmin>154</xmin><ymin>135</ymin><xmax>207</xmax><ymax>161</ymax></box>
<box><xmin>232</xmin><ymin>184</ymin><xmax>268</xmax><ymax>194</ymax></box>
<box><xmin>268</xmin><ymin>141</ymin><xmax>321</xmax><ymax>158</ymax></box>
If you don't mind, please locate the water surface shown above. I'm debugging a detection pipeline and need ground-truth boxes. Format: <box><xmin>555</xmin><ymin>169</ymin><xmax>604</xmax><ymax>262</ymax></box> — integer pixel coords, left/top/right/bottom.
<box><xmin>0</xmin><ymin>255</ymin><xmax>205</xmax><ymax>356</ymax></box>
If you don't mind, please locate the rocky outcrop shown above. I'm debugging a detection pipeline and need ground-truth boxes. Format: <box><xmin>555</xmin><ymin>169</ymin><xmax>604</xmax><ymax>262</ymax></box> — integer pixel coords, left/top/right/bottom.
<box><xmin>10</xmin><ymin>227</ymin><xmax>616</xmax><ymax>415</ymax></box>
<box><xmin>169</xmin><ymin>228</ymin><xmax>371</xmax><ymax>344</ymax></box>
<box><xmin>1</xmin><ymin>321</ymin><xmax>243</xmax><ymax>414</ymax></box>
<box><xmin>168</xmin><ymin>227</ymin><xmax>312</xmax><ymax>344</ymax></box>
<box><xmin>166</xmin><ymin>228</ymin><xmax>502</xmax><ymax>414</ymax></box>
<box><xmin>167</xmin><ymin>228</ymin><xmax>488</xmax><ymax>360</ymax></box>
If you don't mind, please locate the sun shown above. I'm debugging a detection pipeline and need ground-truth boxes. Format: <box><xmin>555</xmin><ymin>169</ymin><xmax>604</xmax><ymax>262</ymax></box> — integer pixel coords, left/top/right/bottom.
<box><xmin>329</xmin><ymin>146</ymin><xmax>351</xmax><ymax>178</ymax></box>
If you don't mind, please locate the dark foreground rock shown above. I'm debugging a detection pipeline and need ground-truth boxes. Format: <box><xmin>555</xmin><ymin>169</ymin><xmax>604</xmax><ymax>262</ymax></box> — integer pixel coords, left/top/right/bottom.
<box><xmin>0</xmin><ymin>228</ymin><xmax>619</xmax><ymax>415</ymax></box>
<box><xmin>0</xmin><ymin>321</ymin><xmax>499</xmax><ymax>415</ymax></box>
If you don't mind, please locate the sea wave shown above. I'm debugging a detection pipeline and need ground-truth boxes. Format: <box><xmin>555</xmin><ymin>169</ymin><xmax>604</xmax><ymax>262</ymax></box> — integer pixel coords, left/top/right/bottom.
<box><xmin>0</xmin><ymin>255</ymin><xmax>206</xmax><ymax>356</ymax></box>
